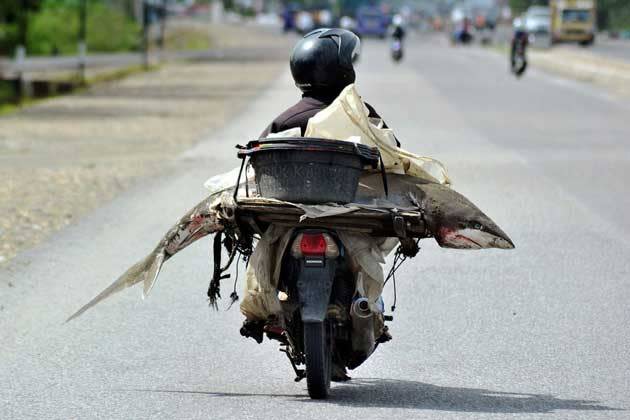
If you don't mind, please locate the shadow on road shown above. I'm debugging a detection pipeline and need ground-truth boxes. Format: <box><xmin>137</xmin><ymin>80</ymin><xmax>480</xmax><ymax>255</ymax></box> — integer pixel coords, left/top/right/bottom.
<box><xmin>325</xmin><ymin>378</ymin><xmax>622</xmax><ymax>413</ymax></box>
<box><xmin>126</xmin><ymin>378</ymin><xmax>622</xmax><ymax>414</ymax></box>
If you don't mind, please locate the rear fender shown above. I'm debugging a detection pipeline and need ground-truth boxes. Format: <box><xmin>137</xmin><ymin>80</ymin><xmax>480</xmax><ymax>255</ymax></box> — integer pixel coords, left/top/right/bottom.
<box><xmin>296</xmin><ymin>258</ymin><xmax>337</xmax><ymax>323</ymax></box>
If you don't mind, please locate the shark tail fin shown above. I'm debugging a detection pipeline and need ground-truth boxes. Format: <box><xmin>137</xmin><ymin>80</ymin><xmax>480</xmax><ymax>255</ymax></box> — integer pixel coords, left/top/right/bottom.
<box><xmin>142</xmin><ymin>250</ymin><xmax>166</xmax><ymax>299</ymax></box>
<box><xmin>65</xmin><ymin>247</ymin><xmax>164</xmax><ymax>323</ymax></box>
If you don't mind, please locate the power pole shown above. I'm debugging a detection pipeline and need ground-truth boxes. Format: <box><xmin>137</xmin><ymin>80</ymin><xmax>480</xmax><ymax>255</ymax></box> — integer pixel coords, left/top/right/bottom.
<box><xmin>157</xmin><ymin>0</ymin><xmax>167</xmax><ymax>63</ymax></box>
<box><xmin>78</xmin><ymin>0</ymin><xmax>87</xmax><ymax>83</ymax></box>
<box><xmin>142</xmin><ymin>0</ymin><xmax>150</xmax><ymax>69</ymax></box>
<box><xmin>16</xmin><ymin>0</ymin><xmax>30</xmax><ymax>102</ymax></box>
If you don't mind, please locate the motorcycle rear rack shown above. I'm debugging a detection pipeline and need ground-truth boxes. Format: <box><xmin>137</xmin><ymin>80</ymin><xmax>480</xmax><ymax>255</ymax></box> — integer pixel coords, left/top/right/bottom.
<box><xmin>234</xmin><ymin>198</ymin><xmax>430</xmax><ymax>239</ymax></box>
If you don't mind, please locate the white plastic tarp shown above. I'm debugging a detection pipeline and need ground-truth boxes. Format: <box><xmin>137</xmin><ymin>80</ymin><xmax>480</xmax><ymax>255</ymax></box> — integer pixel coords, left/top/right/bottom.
<box><xmin>305</xmin><ymin>83</ymin><xmax>451</xmax><ymax>185</ymax></box>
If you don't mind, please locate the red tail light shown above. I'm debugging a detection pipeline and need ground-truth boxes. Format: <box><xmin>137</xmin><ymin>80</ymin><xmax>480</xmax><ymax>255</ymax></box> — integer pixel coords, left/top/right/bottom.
<box><xmin>300</xmin><ymin>233</ymin><xmax>327</xmax><ymax>256</ymax></box>
<box><xmin>291</xmin><ymin>233</ymin><xmax>339</xmax><ymax>258</ymax></box>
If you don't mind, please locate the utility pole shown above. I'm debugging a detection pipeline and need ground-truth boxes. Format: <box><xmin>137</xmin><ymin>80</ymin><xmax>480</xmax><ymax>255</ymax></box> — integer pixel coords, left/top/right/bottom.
<box><xmin>157</xmin><ymin>0</ymin><xmax>167</xmax><ymax>63</ymax></box>
<box><xmin>78</xmin><ymin>0</ymin><xmax>87</xmax><ymax>84</ymax></box>
<box><xmin>16</xmin><ymin>0</ymin><xmax>29</xmax><ymax>102</ymax></box>
<box><xmin>142</xmin><ymin>0</ymin><xmax>150</xmax><ymax>69</ymax></box>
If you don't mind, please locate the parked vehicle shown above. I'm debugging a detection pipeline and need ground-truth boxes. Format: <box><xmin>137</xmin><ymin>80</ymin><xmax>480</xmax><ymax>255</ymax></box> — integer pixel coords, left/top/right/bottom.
<box><xmin>525</xmin><ymin>6</ymin><xmax>551</xmax><ymax>35</ymax></box>
<box><xmin>550</xmin><ymin>0</ymin><xmax>596</xmax><ymax>46</ymax></box>
<box><xmin>356</xmin><ymin>6</ymin><xmax>389</xmax><ymax>38</ymax></box>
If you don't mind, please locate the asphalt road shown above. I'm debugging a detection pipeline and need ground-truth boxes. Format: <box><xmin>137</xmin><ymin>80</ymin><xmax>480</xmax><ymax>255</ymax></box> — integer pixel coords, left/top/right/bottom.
<box><xmin>2</xmin><ymin>36</ymin><xmax>630</xmax><ymax>419</ymax></box>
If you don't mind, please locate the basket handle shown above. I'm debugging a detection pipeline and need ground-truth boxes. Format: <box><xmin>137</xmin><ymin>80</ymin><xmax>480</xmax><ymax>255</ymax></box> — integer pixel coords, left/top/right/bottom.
<box><xmin>379</xmin><ymin>154</ymin><xmax>389</xmax><ymax>198</ymax></box>
<box><xmin>233</xmin><ymin>155</ymin><xmax>247</xmax><ymax>202</ymax></box>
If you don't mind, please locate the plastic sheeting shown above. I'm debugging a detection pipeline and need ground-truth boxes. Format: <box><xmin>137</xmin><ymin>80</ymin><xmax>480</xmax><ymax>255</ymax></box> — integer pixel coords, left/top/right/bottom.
<box><xmin>305</xmin><ymin>83</ymin><xmax>451</xmax><ymax>185</ymax></box>
<box><xmin>210</xmin><ymin>86</ymin><xmax>453</xmax><ymax>321</ymax></box>
<box><xmin>239</xmin><ymin>223</ymin><xmax>398</xmax><ymax>321</ymax></box>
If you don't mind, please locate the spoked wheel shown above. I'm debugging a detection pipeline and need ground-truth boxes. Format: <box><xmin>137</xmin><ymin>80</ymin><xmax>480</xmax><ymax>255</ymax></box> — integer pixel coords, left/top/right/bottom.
<box><xmin>303</xmin><ymin>321</ymin><xmax>332</xmax><ymax>399</ymax></box>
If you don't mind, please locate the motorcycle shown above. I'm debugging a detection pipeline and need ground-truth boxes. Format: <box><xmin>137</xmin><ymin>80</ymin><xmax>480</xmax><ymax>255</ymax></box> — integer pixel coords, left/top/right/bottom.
<box><xmin>236</xmin><ymin>139</ymin><xmax>396</xmax><ymax>399</ymax></box>
<box><xmin>251</xmin><ymin>228</ymin><xmax>398</xmax><ymax>399</ymax></box>
<box><xmin>391</xmin><ymin>38</ymin><xmax>403</xmax><ymax>62</ymax></box>
<box><xmin>511</xmin><ymin>30</ymin><xmax>528</xmax><ymax>77</ymax></box>
<box><xmin>68</xmin><ymin>138</ymin><xmax>515</xmax><ymax>400</ymax></box>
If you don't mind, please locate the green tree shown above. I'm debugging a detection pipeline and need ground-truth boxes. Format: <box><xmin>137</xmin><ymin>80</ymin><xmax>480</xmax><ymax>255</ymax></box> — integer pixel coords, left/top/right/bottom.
<box><xmin>0</xmin><ymin>0</ymin><xmax>41</xmax><ymax>54</ymax></box>
<box><xmin>509</xmin><ymin>0</ymin><xmax>551</xmax><ymax>15</ymax></box>
<box><xmin>1</xmin><ymin>1</ymin><xmax>139</xmax><ymax>56</ymax></box>
<box><xmin>598</xmin><ymin>0</ymin><xmax>630</xmax><ymax>30</ymax></box>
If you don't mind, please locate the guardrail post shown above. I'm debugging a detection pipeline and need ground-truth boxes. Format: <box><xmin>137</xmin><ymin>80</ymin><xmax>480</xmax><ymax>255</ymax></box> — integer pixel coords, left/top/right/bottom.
<box><xmin>78</xmin><ymin>0</ymin><xmax>87</xmax><ymax>83</ymax></box>
<box><xmin>15</xmin><ymin>45</ymin><xmax>28</xmax><ymax>102</ymax></box>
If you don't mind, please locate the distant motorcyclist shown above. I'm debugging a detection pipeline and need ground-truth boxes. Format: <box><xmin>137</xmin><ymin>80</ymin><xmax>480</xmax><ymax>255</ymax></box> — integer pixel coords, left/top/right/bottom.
<box><xmin>260</xmin><ymin>28</ymin><xmax>397</xmax><ymax>145</ymax></box>
<box><xmin>510</xmin><ymin>17</ymin><xmax>529</xmax><ymax>77</ymax></box>
<box><xmin>390</xmin><ymin>15</ymin><xmax>405</xmax><ymax>62</ymax></box>
<box><xmin>282</xmin><ymin>5</ymin><xmax>295</xmax><ymax>33</ymax></box>
<box><xmin>453</xmin><ymin>17</ymin><xmax>473</xmax><ymax>44</ymax></box>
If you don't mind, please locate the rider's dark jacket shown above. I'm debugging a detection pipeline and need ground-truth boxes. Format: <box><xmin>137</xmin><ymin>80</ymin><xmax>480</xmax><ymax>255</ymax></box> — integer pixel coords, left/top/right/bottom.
<box><xmin>392</xmin><ymin>26</ymin><xmax>406</xmax><ymax>40</ymax></box>
<box><xmin>260</xmin><ymin>91</ymin><xmax>399</xmax><ymax>146</ymax></box>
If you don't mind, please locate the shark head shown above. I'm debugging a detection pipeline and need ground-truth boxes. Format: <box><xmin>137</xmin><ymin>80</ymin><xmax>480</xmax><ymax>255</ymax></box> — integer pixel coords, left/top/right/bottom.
<box><xmin>418</xmin><ymin>184</ymin><xmax>515</xmax><ymax>250</ymax></box>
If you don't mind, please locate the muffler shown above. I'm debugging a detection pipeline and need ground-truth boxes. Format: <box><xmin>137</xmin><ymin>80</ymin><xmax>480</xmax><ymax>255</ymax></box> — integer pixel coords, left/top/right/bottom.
<box><xmin>350</xmin><ymin>297</ymin><xmax>372</xmax><ymax>318</ymax></box>
<box><xmin>349</xmin><ymin>297</ymin><xmax>376</xmax><ymax>368</ymax></box>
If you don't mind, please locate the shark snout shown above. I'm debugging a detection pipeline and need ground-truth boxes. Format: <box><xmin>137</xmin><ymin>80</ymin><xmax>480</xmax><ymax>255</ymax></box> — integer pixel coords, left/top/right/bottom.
<box><xmin>437</xmin><ymin>227</ymin><xmax>515</xmax><ymax>250</ymax></box>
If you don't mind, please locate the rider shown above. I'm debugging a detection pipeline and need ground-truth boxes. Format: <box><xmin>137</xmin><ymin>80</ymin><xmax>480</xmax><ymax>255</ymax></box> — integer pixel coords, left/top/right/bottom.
<box><xmin>260</xmin><ymin>28</ymin><xmax>398</xmax><ymax>145</ymax></box>
<box><xmin>243</xmin><ymin>29</ymin><xmax>395</xmax><ymax>378</ymax></box>
<box><xmin>391</xmin><ymin>14</ymin><xmax>406</xmax><ymax>42</ymax></box>
<box><xmin>510</xmin><ymin>17</ymin><xmax>529</xmax><ymax>74</ymax></box>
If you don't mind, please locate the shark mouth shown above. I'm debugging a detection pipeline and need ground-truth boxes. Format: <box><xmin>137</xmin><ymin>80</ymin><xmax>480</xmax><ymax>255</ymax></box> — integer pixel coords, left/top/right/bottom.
<box><xmin>437</xmin><ymin>227</ymin><xmax>515</xmax><ymax>250</ymax></box>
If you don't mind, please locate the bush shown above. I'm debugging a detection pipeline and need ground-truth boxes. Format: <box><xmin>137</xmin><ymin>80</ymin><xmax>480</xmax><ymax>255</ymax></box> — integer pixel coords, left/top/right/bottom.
<box><xmin>85</xmin><ymin>2</ymin><xmax>139</xmax><ymax>52</ymax></box>
<box><xmin>0</xmin><ymin>23</ymin><xmax>20</xmax><ymax>55</ymax></box>
<box><xmin>26</xmin><ymin>0</ymin><xmax>139</xmax><ymax>55</ymax></box>
<box><xmin>28</xmin><ymin>3</ymin><xmax>77</xmax><ymax>55</ymax></box>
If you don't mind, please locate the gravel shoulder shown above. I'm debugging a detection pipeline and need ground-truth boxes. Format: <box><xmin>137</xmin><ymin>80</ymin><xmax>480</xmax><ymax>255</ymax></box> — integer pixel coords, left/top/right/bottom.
<box><xmin>0</xmin><ymin>23</ymin><xmax>292</xmax><ymax>266</ymax></box>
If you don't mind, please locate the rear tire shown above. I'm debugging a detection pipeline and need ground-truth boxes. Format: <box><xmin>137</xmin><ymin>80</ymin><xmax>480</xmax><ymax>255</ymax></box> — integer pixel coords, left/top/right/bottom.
<box><xmin>303</xmin><ymin>321</ymin><xmax>331</xmax><ymax>399</ymax></box>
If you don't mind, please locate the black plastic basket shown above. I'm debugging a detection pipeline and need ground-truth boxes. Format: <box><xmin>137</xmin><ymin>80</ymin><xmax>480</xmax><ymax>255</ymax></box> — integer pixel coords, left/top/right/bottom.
<box><xmin>235</xmin><ymin>138</ymin><xmax>382</xmax><ymax>204</ymax></box>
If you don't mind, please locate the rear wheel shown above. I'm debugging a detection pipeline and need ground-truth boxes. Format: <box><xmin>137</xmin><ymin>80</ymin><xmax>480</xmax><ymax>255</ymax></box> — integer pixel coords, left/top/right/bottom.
<box><xmin>303</xmin><ymin>321</ymin><xmax>331</xmax><ymax>399</ymax></box>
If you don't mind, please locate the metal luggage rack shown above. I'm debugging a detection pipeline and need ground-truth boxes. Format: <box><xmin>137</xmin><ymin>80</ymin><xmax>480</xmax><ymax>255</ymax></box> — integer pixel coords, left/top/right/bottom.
<box><xmin>234</xmin><ymin>197</ymin><xmax>430</xmax><ymax>239</ymax></box>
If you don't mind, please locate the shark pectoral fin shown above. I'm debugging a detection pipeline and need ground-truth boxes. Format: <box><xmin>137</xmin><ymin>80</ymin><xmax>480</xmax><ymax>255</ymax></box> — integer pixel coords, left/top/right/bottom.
<box><xmin>142</xmin><ymin>249</ymin><xmax>166</xmax><ymax>299</ymax></box>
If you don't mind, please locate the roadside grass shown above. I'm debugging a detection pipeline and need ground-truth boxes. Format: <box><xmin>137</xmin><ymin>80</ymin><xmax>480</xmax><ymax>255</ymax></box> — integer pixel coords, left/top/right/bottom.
<box><xmin>84</xmin><ymin>64</ymin><xmax>160</xmax><ymax>85</ymax></box>
<box><xmin>164</xmin><ymin>27</ymin><xmax>213</xmax><ymax>51</ymax></box>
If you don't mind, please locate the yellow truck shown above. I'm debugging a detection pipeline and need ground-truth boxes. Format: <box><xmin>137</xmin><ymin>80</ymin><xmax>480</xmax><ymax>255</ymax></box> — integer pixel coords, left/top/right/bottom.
<box><xmin>550</xmin><ymin>0</ymin><xmax>597</xmax><ymax>45</ymax></box>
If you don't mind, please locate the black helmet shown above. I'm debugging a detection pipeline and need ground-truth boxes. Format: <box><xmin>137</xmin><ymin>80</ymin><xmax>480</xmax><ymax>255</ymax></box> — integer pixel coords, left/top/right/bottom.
<box><xmin>290</xmin><ymin>28</ymin><xmax>361</xmax><ymax>94</ymax></box>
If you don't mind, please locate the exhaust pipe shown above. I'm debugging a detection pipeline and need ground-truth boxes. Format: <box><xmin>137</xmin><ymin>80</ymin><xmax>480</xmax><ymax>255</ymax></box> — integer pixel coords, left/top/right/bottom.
<box><xmin>351</xmin><ymin>297</ymin><xmax>372</xmax><ymax>319</ymax></box>
<box><xmin>349</xmin><ymin>297</ymin><xmax>376</xmax><ymax>367</ymax></box>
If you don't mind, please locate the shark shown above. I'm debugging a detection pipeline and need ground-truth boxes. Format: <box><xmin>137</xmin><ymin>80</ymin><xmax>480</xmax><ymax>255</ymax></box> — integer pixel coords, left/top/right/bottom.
<box><xmin>357</xmin><ymin>173</ymin><xmax>515</xmax><ymax>250</ymax></box>
<box><xmin>419</xmin><ymin>183</ymin><xmax>515</xmax><ymax>250</ymax></box>
<box><xmin>67</xmin><ymin>174</ymin><xmax>513</xmax><ymax>321</ymax></box>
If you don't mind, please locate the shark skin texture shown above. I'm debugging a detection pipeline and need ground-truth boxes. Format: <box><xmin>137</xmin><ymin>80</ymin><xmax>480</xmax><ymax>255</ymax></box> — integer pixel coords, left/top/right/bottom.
<box><xmin>356</xmin><ymin>173</ymin><xmax>514</xmax><ymax>250</ymax></box>
<box><xmin>67</xmin><ymin>174</ymin><xmax>514</xmax><ymax>321</ymax></box>
<box><xmin>66</xmin><ymin>194</ymin><xmax>227</xmax><ymax>322</ymax></box>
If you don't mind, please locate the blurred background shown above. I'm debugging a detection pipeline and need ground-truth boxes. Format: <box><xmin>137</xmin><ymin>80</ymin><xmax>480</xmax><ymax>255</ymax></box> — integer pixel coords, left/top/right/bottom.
<box><xmin>1</xmin><ymin>0</ymin><xmax>629</xmax><ymax>105</ymax></box>
<box><xmin>1</xmin><ymin>0</ymin><xmax>629</xmax><ymax>263</ymax></box>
